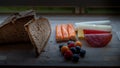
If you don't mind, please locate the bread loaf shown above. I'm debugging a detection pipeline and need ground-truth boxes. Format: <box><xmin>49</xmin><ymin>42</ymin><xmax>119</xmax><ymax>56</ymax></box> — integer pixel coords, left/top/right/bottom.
<box><xmin>0</xmin><ymin>10</ymin><xmax>36</xmax><ymax>44</ymax></box>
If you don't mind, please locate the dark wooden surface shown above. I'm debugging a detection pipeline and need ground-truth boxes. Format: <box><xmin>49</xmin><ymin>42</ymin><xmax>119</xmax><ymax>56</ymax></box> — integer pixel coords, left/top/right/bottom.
<box><xmin>0</xmin><ymin>15</ymin><xmax>120</xmax><ymax>66</ymax></box>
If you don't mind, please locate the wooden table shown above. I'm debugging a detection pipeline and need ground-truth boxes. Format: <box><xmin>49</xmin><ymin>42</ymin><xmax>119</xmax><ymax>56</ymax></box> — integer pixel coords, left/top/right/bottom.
<box><xmin>0</xmin><ymin>15</ymin><xmax>120</xmax><ymax>67</ymax></box>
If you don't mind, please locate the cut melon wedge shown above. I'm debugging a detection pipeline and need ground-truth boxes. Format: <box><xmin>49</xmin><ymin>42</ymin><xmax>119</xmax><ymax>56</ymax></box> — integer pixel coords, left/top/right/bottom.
<box><xmin>75</xmin><ymin>20</ymin><xmax>111</xmax><ymax>25</ymax></box>
<box><xmin>84</xmin><ymin>29</ymin><xmax>111</xmax><ymax>34</ymax></box>
<box><xmin>85</xmin><ymin>33</ymin><xmax>112</xmax><ymax>47</ymax></box>
<box><xmin>75</xmin><ymin>24</ymin><xmax>112</xmax><ymax>32</ymax></box>
<box><xmin>67</xmin><ymin>24</ymin><xmax>76</xmax><ymax>41</ymax></box>
<box><xmin>56</xmin><ymin>25</ymin><xmax>63</xmax><ymax>42</ymax></box>
<box><xmin>61</xmin><ymin>24</ymin><xmax>69</xmax><ymax>41</ymax></box>
<box><xmin>78</xmin><ymin>29</ymin><xmax>85</xmax><ymax>39</ymax></box>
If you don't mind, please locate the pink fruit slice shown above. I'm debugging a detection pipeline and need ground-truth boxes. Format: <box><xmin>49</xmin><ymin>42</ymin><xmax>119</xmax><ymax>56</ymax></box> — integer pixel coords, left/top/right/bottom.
<box><xmin>84</xmin><ymin>29</ymin><xmax>110</xmax><ymax>34</ymax></box>
<box><xmin>85</xmin><ymin>33</ymin><xmax>112</xmax><ymax>47</ymax></box>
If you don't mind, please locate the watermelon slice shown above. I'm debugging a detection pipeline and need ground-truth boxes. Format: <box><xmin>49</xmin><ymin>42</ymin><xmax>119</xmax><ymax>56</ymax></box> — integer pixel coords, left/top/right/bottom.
<box><xmin>85</xmin><ymin>33</ymin><xmax>112</xmax><ymax>47</ymax></box>
<box><xmin>84</xmin><ymin>29</ymin><xmax>111</xmax><ymax>34</ymax></box>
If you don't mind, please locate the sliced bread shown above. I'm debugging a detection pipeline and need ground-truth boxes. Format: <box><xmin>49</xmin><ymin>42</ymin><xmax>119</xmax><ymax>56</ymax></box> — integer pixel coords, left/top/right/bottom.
<box><xmin>24</xmin><ymin>17</ymin><xmax>51</xmax><ymax>56</ymax></box>
<box><xmin>0</xmin><ymin>10</ymin><xmax>36</xmax><ymax>44</ymax></box>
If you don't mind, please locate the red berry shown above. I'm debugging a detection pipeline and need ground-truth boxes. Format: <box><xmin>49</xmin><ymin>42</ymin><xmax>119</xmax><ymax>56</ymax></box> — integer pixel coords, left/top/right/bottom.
<box><xmin>68</xmin><ymin>43</ymin><xmax>75</xmax><ymax>48</ymax></box>
<box><xmin>64</xmin><ymin>50</ymin><xmax>73</xmax><ymax>60</ymax></box>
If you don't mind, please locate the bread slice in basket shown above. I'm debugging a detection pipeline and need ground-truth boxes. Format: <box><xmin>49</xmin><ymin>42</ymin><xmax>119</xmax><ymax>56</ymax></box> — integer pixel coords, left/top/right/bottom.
<box><xmin>0</xmin><ymin>10</ymin><xmax>36</xmax><ymax>44</ymax></box>
<box><xmin>24</xmin><ymin>17</ymin><xmax>51</xmax><ymax>56</ymax></box>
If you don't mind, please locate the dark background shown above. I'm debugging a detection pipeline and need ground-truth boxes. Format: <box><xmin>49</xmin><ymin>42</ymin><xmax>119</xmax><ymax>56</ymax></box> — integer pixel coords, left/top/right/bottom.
<box><xmin>0</xmin><ymin>0</ymin><xmax>119</xmax><ymax>7</ymax></box>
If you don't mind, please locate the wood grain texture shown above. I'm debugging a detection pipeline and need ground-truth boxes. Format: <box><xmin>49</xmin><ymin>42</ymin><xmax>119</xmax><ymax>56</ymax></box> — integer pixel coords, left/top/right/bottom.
<box><xmin>0</xmin><ymin>15</ymin><xmax>119</xmax><ymax>66</ymax></box>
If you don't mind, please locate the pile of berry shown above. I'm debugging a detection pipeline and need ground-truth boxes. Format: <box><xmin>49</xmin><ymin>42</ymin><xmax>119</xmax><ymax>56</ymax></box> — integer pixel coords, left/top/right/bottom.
<box><xmin>59</xmin><ymin>41</ymin><xmax>86</xmax><ymax>62</ymax></box>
